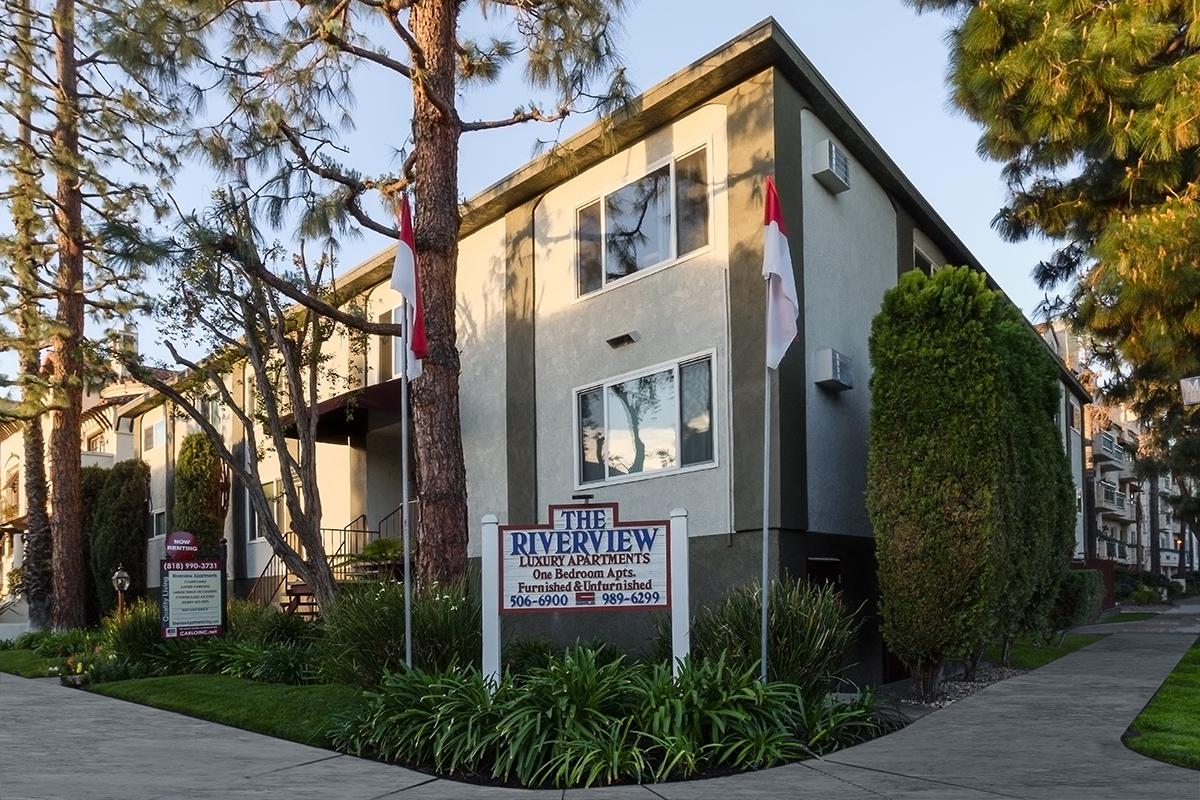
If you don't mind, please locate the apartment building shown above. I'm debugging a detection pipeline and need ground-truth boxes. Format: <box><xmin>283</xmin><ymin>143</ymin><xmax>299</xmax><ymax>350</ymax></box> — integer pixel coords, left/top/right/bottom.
<box><xmin>1</xmin><ymin>21</ymin><xmax>1091</xmax><ymax>679</ymax></box>
<box><xmin>0</xmin><ymin>350</ymin><xmax>149</xmax><ymax>634</ymax></box>
<box><xmin>1041</xmin><ymin>322</ymin><xmax>1198</xmax><ymax>581</ymax></box>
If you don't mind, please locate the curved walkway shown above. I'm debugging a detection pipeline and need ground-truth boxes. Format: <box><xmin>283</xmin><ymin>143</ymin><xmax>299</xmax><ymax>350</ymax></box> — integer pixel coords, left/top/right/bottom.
<box><xmin>2</xmin><ymin>610</ymin><xmax>1198</xmax><ymax>799</ymax></box>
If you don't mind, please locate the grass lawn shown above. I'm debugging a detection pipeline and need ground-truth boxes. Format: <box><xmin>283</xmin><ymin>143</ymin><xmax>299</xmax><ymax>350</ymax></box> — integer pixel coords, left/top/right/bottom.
<box><xmin>91</xmin><ymin>675</ymin><xmax>363</xmax><ymax>747</ymax></box>
<box><xmin>1125</xmin><ymin>637</ymin><xmax>1200</xmax><ymax>770</ymax></box>
<box><xmin>1097</xmin><ymin>612</ymin><xmax>1156</xmax><ymax>624</ymax></box>
<box><xmin>985</xmin><ymin>633</ymin><xmax>1107</xmax><ymax>670</ymax></box>
<box><xmin>0</xmin><ymin>649</ymin><xmax>62</xmax><ymax>677</ymax></box>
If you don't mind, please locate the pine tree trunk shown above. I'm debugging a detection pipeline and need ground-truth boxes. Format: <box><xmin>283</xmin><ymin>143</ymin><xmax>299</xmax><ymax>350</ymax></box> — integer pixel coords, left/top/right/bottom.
<box><xmin>49</xmin><ymin>0</ymin><xmax>86</xmax><ymax>629</ymax></box>
<box><xmin>409</xmin><ymin>0</ymin><xmax>468</xmax><ymax>586</ymax></box>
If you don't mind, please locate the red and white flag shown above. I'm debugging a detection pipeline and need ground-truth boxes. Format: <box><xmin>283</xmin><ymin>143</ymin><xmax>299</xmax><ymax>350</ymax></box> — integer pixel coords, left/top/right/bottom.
<box><xmin>762</xmin><ymin>177</ymin><xmax>799</xmax><ymax>369</ymax></box>
<box><xmin>391</xmin><ymin>193</ymin><xmax>428</xmax><ymax>379</ymax></box>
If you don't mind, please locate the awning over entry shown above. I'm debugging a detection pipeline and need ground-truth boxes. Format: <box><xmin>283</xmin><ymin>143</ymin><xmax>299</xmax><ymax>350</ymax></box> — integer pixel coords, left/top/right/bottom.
<box><xmin>280</xmin><ymin>378</ymin><xmax>404</xmax><ymax>444</ymax></box>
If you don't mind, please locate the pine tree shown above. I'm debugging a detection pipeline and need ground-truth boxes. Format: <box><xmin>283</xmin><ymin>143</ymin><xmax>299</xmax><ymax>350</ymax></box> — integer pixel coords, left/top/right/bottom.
<box><xmin>146</xmin><ymin>0</ymin><xmax>633</xmax><ymax>585</ymax></box>
<box><xmin>0</xmin><ymin>0</ymin><xmax>192</xmax><ymax>626</ymax></box>
<box><xmin>908</xmin><ymin>0</ymin><xmax>1200</xmax><ymax>469</ymax></box>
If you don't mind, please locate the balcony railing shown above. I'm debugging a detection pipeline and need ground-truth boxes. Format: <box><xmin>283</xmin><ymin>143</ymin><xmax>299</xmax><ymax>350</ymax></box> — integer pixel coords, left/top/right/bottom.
<box><xmin>1095</xmin><ymin>431</ymin><xmax>1119</xmax><ymax>462</ymax></box>
<box><xmin>1099</xmin><ymin>483</ymin><xmax>1129</xmax><ymax>516</ymax></box>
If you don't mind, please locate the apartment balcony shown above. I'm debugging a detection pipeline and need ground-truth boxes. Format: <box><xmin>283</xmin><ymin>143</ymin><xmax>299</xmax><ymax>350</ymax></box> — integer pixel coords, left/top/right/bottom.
<box><xmin>1098</xmin><ymin>483</ymin><xmax>1132</xmax><ymax>520</ymax></box>
<box><xmin>1093</xmin><ymin>431</ymin><xmax>1120</xmax><ymax>468</ymax></box>
<box><xmin>81</xmin><ymin>451</ymin><xmax>114</xmax><ymax>470</ymax></box>
<box><xmin>0</xmin><ymin>498</ymin><xmax>19</xmax><ymax>524</ymax></box>
<box><xmin>1161</xmin><ymin>551</ymin><xmax>1181</xmax><ymax>568</ymax></box>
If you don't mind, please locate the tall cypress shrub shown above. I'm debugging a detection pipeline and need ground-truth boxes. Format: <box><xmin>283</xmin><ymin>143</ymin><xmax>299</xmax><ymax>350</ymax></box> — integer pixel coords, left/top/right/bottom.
<box><xmin>173</xmin><ymin>432</ymin><xmax>228</xmax><ymax>557</ymax></box>
<box><xmin>90</xmin><ymin>459</ymin><xmax>150</xmax><ymax>615</ymax></box>
<box><xmin>867</xmin><ymin>267</ymin><xmax>1005</xmax><ymax>700</ymax></box>
<box><xmin>991</xmin><ymin>305</ymin><xmax>1076</xmax><ymax>653</ymax></box>
<box><xmin>80</xmin><ymin>465</ymin><xmax>109</xmax><ymax>625</ymax></box>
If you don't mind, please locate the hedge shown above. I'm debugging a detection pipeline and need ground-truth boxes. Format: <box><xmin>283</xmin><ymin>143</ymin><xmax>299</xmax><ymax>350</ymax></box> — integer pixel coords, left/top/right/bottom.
<box><xmin>90</xmin><ymin>460</ymin><xmax>150</xmax><ymax>614</ymax></box>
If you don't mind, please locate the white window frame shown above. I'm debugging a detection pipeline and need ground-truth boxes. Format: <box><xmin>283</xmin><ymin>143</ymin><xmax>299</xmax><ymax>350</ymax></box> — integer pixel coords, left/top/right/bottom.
<box><xmin>150</xmin><ymin>509</ymin><xmax>167</xmax><ymax>540</ymax></box>
<box><xmin>913</xmin><ymin>245</ymin><xmax>935</xmax><ymax>275</ymax></box>
<box><xmin>1068</xmin><ymin>400</ymin><xmax>1081</xmax><ymax>433</ymax></box>
<box><xmin>572</xmin><ymin>348</ymin><xmax>719</xmax><ymax>490</ymax></box>
<box><xmin>573</xmin><ymin>141</ymin><xmax>715</xmax><ymax>301</ymax></box>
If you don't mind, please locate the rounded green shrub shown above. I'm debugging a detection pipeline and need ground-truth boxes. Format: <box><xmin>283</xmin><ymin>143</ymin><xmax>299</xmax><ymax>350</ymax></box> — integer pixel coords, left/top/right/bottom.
<box><xmin>1049</xmin><ymin>569</ymin><xmax>1103</xmax><ymax>630</ymax></box>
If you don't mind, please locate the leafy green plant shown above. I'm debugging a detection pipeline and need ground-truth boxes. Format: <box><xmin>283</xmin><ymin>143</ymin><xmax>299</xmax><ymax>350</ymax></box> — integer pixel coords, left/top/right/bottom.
<box><xmin>793</xmin><ymin>686</ymin><xmax>888</xmax><ymax>754</ymax></box>
<box><xmin>227</xmin><ymin>600</ymin><xmax>316</xmax><ymax>645</ymax></box>
<box><xmin>664</xmin><ymin>578</ymin><xmax>859</xmax><ymax>702</ymax></box>
<box><xmin>633</xmin><ymin>655</ymin><xmax>805</xmax><ymax>780</ymax></box>
<box><xmin>490</xmin><ymin>646</ymin><xmax>642</xmax><ymax>786</ymax></box>
<box><xmin>332</xmin><ymin>665</ymin><xmax>501</xmax><ymax>773</ymax></box>
<box><xmin>104</xmin><ymin>599</ymin><xmax>167</xmax><ymax>668</ymax></box>
<box><xmin>321</xmin><ymin>578</ymin><xmax>479</xmax><ymax>686</ymax></box>
<box><xmin>30</xmin><ymin>628</ymin><xmax>101</xmax><ymax>659</ymax></box>
<box><xmin>1130</xmin><ymin>585</ymin><xmax>1162</xmax><ymax>606</ymax></box>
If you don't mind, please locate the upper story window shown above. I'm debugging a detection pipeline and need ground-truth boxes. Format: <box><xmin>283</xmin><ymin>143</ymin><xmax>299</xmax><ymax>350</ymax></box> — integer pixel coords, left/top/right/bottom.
<box><xmin>86</xmin><ymin>432</ymin><xmax>105</xmax><ymax>452</ymax></box>
<box><xmin>914</xmin><ymin>246</ymin><xmax>934</xmax><ymax>276</ymax></box>
<box><xmin>576</xmin><ymin>147</ymin><xmax>710</xmax><ymax>296</ymax></box>
<box><xmin>142</xmin><ymin>419</ymin><xmax>165</xmax><ymax>452</ymax></box>
<box><xmin>576</xmin><ymin>352</ymin><xmax>715</xmax><ymax>487</ymax></box>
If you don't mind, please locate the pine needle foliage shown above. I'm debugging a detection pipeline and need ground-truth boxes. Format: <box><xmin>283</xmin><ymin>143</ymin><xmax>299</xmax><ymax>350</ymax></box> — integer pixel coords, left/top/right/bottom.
<box><xmin>907</xmin><ymin>0</ymin><xmax>1200</xmax><ymax>477</ymax></box>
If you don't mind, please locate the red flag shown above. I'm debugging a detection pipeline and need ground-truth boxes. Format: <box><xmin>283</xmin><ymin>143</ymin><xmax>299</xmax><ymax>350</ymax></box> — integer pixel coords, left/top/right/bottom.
<box><xmin>762</xmin><ymin>177</ymin><xmax>799</xmax><ymax>369</ymax></box>
<box><xmin>390</xmin><ymin>194</ymin><xmax>427</xmax><ymax>377</ymax></box>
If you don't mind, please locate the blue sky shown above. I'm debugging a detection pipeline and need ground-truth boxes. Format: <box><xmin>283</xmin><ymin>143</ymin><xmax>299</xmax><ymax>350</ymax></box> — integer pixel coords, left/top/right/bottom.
<box><xmin>164</xmin><ymin>1</ymin><xmax>1058</xmax><ymax>322</ymax></box>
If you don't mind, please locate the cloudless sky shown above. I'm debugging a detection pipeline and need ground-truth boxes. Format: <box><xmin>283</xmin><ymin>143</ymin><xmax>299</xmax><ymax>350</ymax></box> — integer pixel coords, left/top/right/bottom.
<box><xmin>165</xmin><ymin>0</ymin><xmax>1060</xmax><ymax>324</ymax></box>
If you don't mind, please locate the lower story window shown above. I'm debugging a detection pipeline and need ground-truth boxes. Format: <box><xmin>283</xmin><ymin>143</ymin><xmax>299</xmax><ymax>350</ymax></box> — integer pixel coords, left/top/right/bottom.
<box><xmin>577</xmin><ymin>353</ymin><xmax>715</xmax><ymax>486</ymax></box>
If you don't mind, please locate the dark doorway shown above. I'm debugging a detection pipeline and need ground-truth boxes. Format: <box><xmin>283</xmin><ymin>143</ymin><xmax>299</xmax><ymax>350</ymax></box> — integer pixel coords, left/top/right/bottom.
<box><xmin>806</xmin><ymin>557</ymin><xmax>841</xmax><ymax>587</ymax></box>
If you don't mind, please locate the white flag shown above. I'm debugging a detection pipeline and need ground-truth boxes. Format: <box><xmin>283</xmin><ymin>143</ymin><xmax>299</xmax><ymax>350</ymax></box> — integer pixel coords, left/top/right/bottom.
<box><xmin>390</xmin><ymin>194</ymin><xmax>427</xmax><ymax>380</ymax></box>
<box><xmin>762</xmin><ymin>177</ymin><xmax>799</xmax><ymax>369</ymax></box>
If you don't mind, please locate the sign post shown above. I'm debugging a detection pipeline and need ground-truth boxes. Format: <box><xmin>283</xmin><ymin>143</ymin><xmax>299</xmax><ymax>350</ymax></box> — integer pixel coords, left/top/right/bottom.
<box><xmin>159</xmin><ymin>530</ymin><xmax>226</xmax><ymax>639</ymax></box>
<box><xmin>481</xmin><ymin>502</ymin><xmax>689</xmax><ymax>685</ymax></box>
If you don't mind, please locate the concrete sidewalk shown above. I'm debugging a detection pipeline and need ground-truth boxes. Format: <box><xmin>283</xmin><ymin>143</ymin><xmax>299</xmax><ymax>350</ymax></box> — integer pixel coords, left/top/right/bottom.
<box><xmin>1</xmin><ymin>627</ymin><xmax>1197</xmax><ymax>799</ymax></box>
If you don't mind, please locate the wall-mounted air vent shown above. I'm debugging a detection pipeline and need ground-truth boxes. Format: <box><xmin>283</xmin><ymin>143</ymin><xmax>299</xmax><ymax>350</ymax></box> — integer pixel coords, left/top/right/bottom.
<box><xmin>813</xmin><ymin>139</ymin><xmax>851</xmax><ymax>194</ymax></box>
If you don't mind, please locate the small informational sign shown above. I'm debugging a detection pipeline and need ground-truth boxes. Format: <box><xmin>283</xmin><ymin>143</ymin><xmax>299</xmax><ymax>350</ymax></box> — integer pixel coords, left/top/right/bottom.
<box><xmin>164</xmin><ymin>530</ymin><xmax>200</xmax><ymax>561</ymax></box>
<box><xmin>160</xmin><ymin>559</ymin><xmax>225</xmax><ymax>639</ymax></box>
<box><xmin>499</xmin><ymin>503</ymin><xmax>669</xmax><ymax>614</ymax></box>
<box><xmin>1181</xmin><ymin>376</ymin><xmax>1200</xmax><ymax>407</ymax></box>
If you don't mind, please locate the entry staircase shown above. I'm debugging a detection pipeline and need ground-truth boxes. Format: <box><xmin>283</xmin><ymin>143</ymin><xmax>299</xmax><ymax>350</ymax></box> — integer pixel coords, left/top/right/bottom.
<box><xmin>246</xmin><ymin>503</ymin><xmax>410</xmax><ymax>619</ymax></box>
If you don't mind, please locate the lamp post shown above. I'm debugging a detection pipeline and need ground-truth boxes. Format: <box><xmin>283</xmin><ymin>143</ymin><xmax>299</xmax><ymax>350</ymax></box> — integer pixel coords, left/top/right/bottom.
<box><xmin>111</xmin><ymin>565</ymin><xmax>131</xmax><ymax>618</ymax></box>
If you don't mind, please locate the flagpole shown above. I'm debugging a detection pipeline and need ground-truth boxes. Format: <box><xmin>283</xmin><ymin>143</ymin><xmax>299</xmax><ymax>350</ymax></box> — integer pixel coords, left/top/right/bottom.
<box><xmin>401</xmin><ymin>301</ymin><xmax>413</xmax><ymax>669</ymax></box>
<box><xmin>760</xmin><ymin>289</ymin><xmax>772</xmax><ymax>684</ymax></box>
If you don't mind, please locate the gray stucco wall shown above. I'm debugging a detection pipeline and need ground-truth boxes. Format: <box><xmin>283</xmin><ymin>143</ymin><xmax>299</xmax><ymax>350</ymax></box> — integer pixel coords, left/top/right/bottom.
<box><xmin>798</xmin><ymin>108</ymin><xmax>898</xmax><ymax>538</ymax></box>
<box><xmin>529</xmin><ymin>103</ymin><xmax>734</xmax><ymax>539</ymax></box>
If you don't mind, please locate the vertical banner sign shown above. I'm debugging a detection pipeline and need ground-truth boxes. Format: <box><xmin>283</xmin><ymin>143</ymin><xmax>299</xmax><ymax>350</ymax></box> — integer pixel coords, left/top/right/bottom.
<box><xmin>500</xmin><ymin>503</ymin><xmax>669</xmax><ymax>612</ymax></box>
<box><xmin>160</xmin><ymin>531</ymin><xmax>226</xmax><ymax>639</ymax></box>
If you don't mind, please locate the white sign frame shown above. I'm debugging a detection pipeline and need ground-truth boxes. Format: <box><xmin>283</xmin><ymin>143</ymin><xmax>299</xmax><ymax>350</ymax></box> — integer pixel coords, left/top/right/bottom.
<box><xmin>482</xmin><ymin>504</ymin><xmax>690</xmax><ymax>682</ymax></box>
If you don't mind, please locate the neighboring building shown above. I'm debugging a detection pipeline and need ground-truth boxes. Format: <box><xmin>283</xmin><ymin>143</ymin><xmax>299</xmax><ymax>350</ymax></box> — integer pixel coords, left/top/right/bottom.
<box><xmin>2</xmin><ymin>21</ymin><xmax>1092</xmax><ymax>681</ymax></box>
<box><xmin>0</xmin><ymin>336</ymin><xmax>153</xmax><ymax>633</ymax></box>
<box><xmin>1041</xmin><ymin>321</ymin><xmax>1198</xmax><ymax>580</ymax></box>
